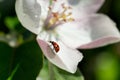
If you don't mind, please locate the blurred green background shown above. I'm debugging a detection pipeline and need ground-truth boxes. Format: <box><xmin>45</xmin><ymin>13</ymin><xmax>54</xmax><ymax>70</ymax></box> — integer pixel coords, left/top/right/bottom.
<box><xmin>0</xmin><ymin>0</ymin><xmax>120</xmax><ymax>80</ymax></box>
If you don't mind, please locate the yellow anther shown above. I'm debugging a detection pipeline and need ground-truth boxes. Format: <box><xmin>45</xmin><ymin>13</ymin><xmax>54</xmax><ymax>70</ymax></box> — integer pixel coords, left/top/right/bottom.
<box><xmin>68</xmin><ymin>18</ymin><xmax>75</xmax><ymax>21</ymax></box>
<box><xmin>48</xmin><ymin>12</ymin><xmax>59</xmax><ymax>26</ymax></box>
<box><xmin>48</xmin><ymin>3</ymin><xmax>74</xmax><ymax>27</ymax></box>
<box><xmin>60</xmin><ymin>14</ymin><xmax>66</xmax><ymax>19</ymax></box>
<box><xmin>49</xmin><ymin>18</ymin><xmax>56</xmax><ymax>25</ymax></box>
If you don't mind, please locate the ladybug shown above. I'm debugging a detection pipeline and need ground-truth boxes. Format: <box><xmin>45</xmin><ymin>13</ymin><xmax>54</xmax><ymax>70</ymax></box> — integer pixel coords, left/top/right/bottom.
<box><xmin>49</xmin><ymin>41</ymin><xmax>60</xmax><ymax>53</ymax></box>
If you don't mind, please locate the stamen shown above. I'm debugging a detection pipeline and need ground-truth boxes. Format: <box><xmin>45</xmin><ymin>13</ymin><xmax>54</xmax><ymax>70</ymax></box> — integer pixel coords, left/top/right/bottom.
<box><xmin>53</xmin><ymin>0</ymin><xmax>57</xmax><ymax>2</ymax></box>
<box><xmin>47</xmin><ymin>2</ymin><xmax>75</xmax><ymax>28</ymax></box>
<box><xmin>68</xmin><ymin>6</ymin><xmax>72</xmax><ymax>9</ymax></box>
<box><xmin>48</xmin><ymin>6</ymin><xmax>52</xmax><ymax>10</ymax></box>
<box><xmin>61</xmin><ymin>3</ymin><xmax>65</xmax><ymax>8</ymax></box>
<box><xmin>52</xmin><ymin>12</ymin><xmax>59</xmax><ymax>18</ymax></box>
<box><xmin>68</xmin><ymin>18</ymin><xmax>75</xmax><ymax>21</ymax></box>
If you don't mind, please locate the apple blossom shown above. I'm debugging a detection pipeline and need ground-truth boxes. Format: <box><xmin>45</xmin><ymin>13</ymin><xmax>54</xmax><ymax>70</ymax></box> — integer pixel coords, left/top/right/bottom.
<box><xmin>15</xmin><ymin>0</ymin><xmax>120</xmax><ymax>73</ymax></box>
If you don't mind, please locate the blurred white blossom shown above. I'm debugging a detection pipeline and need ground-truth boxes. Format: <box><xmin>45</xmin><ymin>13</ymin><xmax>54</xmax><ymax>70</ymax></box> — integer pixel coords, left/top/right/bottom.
<box><xmin>15</xmin><ymin>0</ymin><xmax>120</xmax><ymax>73</ymax></box>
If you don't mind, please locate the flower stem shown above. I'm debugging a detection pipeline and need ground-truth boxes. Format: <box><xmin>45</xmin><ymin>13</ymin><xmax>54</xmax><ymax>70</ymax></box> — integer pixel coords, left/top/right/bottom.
<box><xmin>48</xmin><ymin>61</ymin><xmax>55</xmax><ymax>80</ymax></box>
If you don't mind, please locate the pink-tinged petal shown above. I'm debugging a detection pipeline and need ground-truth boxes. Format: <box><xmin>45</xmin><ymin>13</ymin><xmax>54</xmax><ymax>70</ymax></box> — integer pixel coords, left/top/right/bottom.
<box><xmin>68</xmin><ymin>0</ymin><xmax>104</xmax><ymax>13</ymax></box>
<box><xmin>67</xmin><ymin>0</ymin><xmax>104</xmax><ymax>18</ymax></box>
<box><xmin>79</xmin><ymin>14</ymin><xmax>120</xmax><ymax>49</ymax></box>
<box><xmin>56</xmin><ymin>21</ymin><xmax>91</xmax><ymax>49</ymax></box>
<box><xmin>36</xmin><ymin>36</ymin><xmax>83</xmax><ymax>73</ymax></box>
<box><xmin>15</xmin><ymin>0</ymin><xmax>41</xmax><ymax>34</ymax></box>
<box><xmin>80</xmin><ymin>37</ymin><xmax>120</xmax><ymax>49</ymax></box>
<box><xmin>56</xmin><ymin>14</ymin><xmax>120</xmax><ymax>49</ymax></box>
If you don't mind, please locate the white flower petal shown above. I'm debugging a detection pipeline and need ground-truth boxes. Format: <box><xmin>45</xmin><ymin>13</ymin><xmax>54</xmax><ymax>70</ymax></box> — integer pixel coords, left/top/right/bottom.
<box><xmin>56</xmin><ymin>14</ymin><xmax>120</xmax><ymax>49</ymax></box>
<box><xmin>56</xmin><ymin>21</ymin><xmax>91</xmax><ymax>48</ymax></box>
<box><xmin>79</xmin><ymin>14</ymin><xmax>120</xmax><ymax>49</ymax></box>
<box><xmin>51</xmin><ymin>0</ymin><xmax>68</xmax><ymax>12</ymax></box>
<box><xmin>15</xmin><ymin>0</ymin><xmax>41</xmax><ymax>34</ymax></box>
<box><xmin>67</xmin><ymin>0</ymin><xmax>104</xmax><ymax>18</ymax></box>
<box><xmin>37</xmin><ymin>0</ymin><xmax>50</xmax><ymax>22</ymax></box>
<box><xmin>36</xmin><ymin>37</ymin><xmax>83</xmax><ymax>73</ymax></box>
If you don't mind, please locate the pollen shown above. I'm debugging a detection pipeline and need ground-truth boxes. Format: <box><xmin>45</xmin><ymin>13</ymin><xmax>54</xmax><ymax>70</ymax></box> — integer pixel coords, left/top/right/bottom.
<box><xmin>48</xmin><ymin>2</ymin><xmax>74</xmax><ymax>26</ymax></box>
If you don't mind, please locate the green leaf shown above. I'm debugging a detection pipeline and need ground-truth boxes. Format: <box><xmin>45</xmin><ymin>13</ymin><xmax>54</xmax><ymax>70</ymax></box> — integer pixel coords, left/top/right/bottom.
<box><xmin>4</xmin><ymin>17</ymin><xmax>19</xmax><ymax>30</ymax></box>
<box><xmin>95</xmin><ymin>53</ymin><xmax>119</xmax><ymax>80</ymax></box>
<box><xmin>10</xmin><ymin>41</ymin><xmax>43</xmax><ymax>80</ymax></box>
<box><xmin>0</xmin><ymin>41</ymin><xmax>13</xmax><ymax>80</ymax></box>
<box><xmin>37</xmin><ymin>60</ymin><xmax>84</xmax><ymax>80</ymax></box>
<box><xmin>54</xmin><ymin>67</ymin><xmax>84</xmax><ymax>80</ymax></box>
<box><xmin>0</xmin><ymin>41</ymin><xmax>43</xmax><ymax>80</ymax></box>
<box><xmin>37</xmin><ymin>61</ymin><xmax>49</xmax><ymax>80</ymax></box>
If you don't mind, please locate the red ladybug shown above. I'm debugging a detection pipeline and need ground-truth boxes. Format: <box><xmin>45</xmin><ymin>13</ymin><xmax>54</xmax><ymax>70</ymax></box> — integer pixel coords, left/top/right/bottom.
<box><xmin>49</xmin><ymin>41</ymin><xmax>60</xmax><ymax>53</ymax></box>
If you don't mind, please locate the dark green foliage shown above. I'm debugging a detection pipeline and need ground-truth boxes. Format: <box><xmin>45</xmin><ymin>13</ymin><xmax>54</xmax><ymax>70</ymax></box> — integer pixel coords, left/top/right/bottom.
<box><xmin>0</xmin><ymin>41</ymin><xmax>43</xmax><ymax>80</ymax></box>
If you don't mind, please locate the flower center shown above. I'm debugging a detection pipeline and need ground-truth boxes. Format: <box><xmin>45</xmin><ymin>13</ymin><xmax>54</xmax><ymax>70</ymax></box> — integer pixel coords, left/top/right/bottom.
<box><xmin>44</xmin><ymin>0</ymin><xmax>74</xmax><ymax>30</ymax></box>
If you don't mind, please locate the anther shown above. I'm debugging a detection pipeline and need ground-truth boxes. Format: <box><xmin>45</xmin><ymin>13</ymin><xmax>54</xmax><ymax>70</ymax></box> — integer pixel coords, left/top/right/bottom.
<box><xmin>52</xmin><ymin>12</ymin><xmax>59</xmax><ymax>18</ymax></box>
<box><xmin>53</xmin><ymin>0</ymin><xmax>57</xmax><ymax>2</ymax></box>
<box><xmin>61</xmin><ymin>3</ymin><xmax>65</xmax><ymax>8</ymax></box>
<box><xmin>48</xmin><ymin>6</ymin><xmax>52</xmax><ymax>10</ymax></box>
<box><xmin>47</xmin><ymin>3</ymin><xmax>75</xmax><ymax>27</ymax></box>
